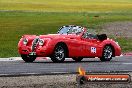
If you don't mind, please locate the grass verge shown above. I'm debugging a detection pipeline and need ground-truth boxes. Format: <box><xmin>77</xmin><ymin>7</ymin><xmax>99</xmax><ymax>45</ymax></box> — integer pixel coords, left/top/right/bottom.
<box><xmin>0</xmin><ymin>11</ymin><xmax>132</xmax><ymax>57</ymax></box>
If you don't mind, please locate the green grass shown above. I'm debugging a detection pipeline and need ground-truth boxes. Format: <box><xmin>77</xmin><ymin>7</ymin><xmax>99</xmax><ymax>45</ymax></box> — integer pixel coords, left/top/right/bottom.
<box><xmin>1</xmin><ymin>0</ymin><xmax>132</xmax><ymax>12</ymax></box>
<box><xmin>0</xmin><ymin>0</ymin><xmax>132</xmax><ymax>57</ymax></box>
<box><xmin>0</xmin><ymin>12</ymin><xmax>132</xmax><ymax>57</ymax></box>
<box><xmin>116</xmin><ymin>38</ymin><xmax>132</xmax><ymax>52</ymax></box>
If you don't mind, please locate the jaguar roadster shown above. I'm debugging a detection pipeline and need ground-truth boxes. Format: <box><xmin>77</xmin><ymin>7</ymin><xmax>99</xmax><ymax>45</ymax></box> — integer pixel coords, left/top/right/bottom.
<box><xmin>18</xmin><ymin>25</ymin><xmax>121</xmax><ymax>62</ymax></box>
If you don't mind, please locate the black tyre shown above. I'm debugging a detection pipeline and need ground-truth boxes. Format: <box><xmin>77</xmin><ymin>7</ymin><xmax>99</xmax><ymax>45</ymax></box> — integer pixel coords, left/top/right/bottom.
<box><xmin>50</xmin><ymin>44</ymin><xmax>66</xmax><ymax>63</ymax></box>
<box><xmin>72</xmin><ymin>57</ymin><xmax>83</xmax><ymax>62</ymax></box>
<box><xmin>100</xmin><ymin>45</ymin><xmax>113</xmax><ymax>61</ymax></box>
<box><xmin>21</xmin><ymin>55</ymin><xmax>36</xmax><ymax>62</ymax></box>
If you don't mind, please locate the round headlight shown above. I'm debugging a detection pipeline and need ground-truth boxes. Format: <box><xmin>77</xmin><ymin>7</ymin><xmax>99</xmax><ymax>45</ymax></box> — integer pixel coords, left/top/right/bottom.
<box><xmin>23</xmin><ymin>38</ymin><xmax>28</xmax><ymax>45</ymax></box>
<box><xmin>39</xmin><ymin>39</ymin><xmax>44</xmax><ymax>46</ymax></box>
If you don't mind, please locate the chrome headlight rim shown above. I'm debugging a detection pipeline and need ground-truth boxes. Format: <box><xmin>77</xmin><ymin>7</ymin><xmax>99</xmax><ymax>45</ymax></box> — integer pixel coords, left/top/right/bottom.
<box><xmin>23</xmin><ymin>38</ymin><xmax>28</xmax><ymax>45</ymax></box>
<box><xmin>39</xmin><ymin>39</ymin><xmax>44</xmax><ymax>46</ymax></box>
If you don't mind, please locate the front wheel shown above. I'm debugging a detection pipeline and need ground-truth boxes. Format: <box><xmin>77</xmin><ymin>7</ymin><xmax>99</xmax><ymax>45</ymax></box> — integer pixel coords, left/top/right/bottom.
<box><xmin>72</xmin><ymin>57</ymin><xmax>83</xmax><ymax>62</ymax></box>
<box><xmin>100</xmin><ymin>45</ymin><xmax>113</xmax><ymax>61</ymax></box>
<box><xmin>21</xmin><ymin>55</ymin><xmax>36</xmax><ymax>62</ymax></box>
<box><xmin>50</xmin><ymin>44</ymin><xmax>66</xmax><ymax>63</ymax></box>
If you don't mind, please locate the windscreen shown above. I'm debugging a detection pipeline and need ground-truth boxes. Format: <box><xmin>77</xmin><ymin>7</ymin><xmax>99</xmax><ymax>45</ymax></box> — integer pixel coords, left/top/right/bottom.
<box><xmin>58</xmin><ymin>26</ymin><xmax>83</xmax><ymax>35</ymax></box>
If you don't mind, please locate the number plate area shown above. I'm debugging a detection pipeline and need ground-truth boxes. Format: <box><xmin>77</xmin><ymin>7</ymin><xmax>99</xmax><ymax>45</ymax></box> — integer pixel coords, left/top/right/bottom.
<box><xmin>29</xmin><ymin>52</ymin><xmax>36</xmax><ymax>55</ymax></box>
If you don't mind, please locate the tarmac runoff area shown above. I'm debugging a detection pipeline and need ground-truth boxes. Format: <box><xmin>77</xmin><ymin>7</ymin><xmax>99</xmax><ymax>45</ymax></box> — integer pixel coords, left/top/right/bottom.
<box><xmin>0</xmin><ymin>55</ymin><xmax>131</xmax><ymax>87</ymax></box>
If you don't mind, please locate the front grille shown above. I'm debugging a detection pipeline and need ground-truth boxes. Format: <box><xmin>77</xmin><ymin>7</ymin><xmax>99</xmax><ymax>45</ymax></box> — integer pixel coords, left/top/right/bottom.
<box><xmin>32</xmin><ymin>38</ymin><xmax>39</xmax><ymax>51</ymax></box>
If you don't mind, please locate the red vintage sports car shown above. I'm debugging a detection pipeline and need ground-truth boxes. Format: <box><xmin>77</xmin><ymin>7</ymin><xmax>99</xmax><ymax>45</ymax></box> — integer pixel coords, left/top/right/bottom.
<box><xmin>18</xmin><ymin>25</ymin><xmax>121</xmax><ymax>63</ymax></box>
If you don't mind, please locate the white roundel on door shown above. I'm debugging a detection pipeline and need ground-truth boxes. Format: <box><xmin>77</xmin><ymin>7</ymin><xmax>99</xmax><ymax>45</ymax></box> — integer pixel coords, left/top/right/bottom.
<box><xmin>91</xmin><ymin>47</ymin><xmax>96</xmax><ymax>53</ymax></box>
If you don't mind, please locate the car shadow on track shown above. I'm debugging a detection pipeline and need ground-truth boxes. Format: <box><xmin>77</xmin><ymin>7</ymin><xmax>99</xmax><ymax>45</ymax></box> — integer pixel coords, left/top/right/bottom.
<box><xmin>19</xmin><ymin>58</ymin><xmax>120</xmax><ymax>64</ymax></box>
<box><xmin>31</xmin><ymin>60</ymin><xmax>119</xmax><ymax>64</ymax></box>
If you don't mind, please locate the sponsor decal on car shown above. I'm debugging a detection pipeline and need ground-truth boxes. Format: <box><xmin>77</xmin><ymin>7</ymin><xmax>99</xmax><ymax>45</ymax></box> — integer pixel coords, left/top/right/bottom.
<box><xmin>91</xmin><ymin>47</ymin><xmax>96</xmax><ymax>53</ymax></box>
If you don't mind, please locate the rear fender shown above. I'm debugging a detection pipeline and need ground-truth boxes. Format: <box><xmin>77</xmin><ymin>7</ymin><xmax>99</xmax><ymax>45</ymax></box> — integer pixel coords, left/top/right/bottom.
<box><xmin>101</xmin><ymin>39</ymin><xmax>121</xmax><ymax>57</ymax></box>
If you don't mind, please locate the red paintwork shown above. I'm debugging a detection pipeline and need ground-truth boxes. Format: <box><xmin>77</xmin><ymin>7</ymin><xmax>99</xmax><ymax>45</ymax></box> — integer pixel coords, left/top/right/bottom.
<box><xmin>18</xmin><ymin>27</ymin><xmax>121</xmax><ymax>58</ymax></box>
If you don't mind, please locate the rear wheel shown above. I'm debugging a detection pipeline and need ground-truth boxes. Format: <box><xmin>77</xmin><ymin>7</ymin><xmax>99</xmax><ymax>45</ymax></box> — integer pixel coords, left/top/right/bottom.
<box><xmin>21</xmin><ymin>55</ymin><xmax>36</xmax><ymax>62</ymax></box>
<box><xmin>50</xmin><ymin>44</ymin><xmax>66</xmax><ymax>63</ymax></box>
<box><xmin>100</xmin><ymin>45</ymin><xmax>113</xmax><ymax>61</ymax></box>
<box><xmin>72</xmin><ymin>57</ymin><xmax>83</xmax><ymax>62</ymax></box>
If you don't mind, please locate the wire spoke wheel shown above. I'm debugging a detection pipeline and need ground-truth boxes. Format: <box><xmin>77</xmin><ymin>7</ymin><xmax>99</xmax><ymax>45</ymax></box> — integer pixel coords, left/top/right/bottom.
<box><xmin>104</xmin><ymin>46</ymin><xmax>112</xmax><ymax>59</ymax></box>
<box><xmin>51</xmin><ymin>44</ymin><xmax>66</xmax><ymax>63</ymax></box>
<box><xmin>100</xmin><ymin>45</ymin><xmax>113</xmax><ymax>61</ymax></box>
<box><xmin>55</xmin><ymin>46</ymin><xmax>65</xmax><ymax>60</ymax></box>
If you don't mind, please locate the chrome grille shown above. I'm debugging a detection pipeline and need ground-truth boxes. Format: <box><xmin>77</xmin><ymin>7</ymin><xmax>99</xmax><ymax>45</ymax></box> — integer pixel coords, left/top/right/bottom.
<box><xmin>32</xmin><ymin>38</ymin><xmax>39</xmax><ymax>51</ymax></box>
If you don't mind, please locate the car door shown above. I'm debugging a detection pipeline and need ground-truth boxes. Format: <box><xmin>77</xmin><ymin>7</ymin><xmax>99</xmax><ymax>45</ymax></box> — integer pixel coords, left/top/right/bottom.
<box><xmin>81</xmin><ymin>32</ymin><xmax>101</xmax><ymax>57</ymax></box>
<box><xmin>67</xmin><ymin>37</ymin><xmax>86</xmax><ymax>57</ymax></box>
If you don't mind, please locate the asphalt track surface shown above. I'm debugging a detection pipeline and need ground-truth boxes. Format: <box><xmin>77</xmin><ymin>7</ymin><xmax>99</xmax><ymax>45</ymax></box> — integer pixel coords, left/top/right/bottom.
<box><xmin>0</xmin><ymin>56</ymin><xmax>132</xmax><ymax>76</ymax></box>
